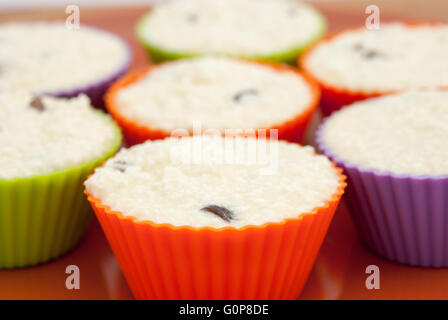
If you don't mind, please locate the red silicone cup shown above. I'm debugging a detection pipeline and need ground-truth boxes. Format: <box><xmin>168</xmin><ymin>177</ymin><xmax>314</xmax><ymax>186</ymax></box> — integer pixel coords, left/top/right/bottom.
<box><xmin>299</xmin><ymin>22</ymin><xmax>445</xmax><ymax>116</ymax></box>
<box><xmin>105</xmin><ymin>59</ymin><xmax>321</xmax><ymax>146</ymax></box>
<box><xmin>85</xmin><ymin>165</ymin><xmax>346</xmax><ymax>299</ymax></box>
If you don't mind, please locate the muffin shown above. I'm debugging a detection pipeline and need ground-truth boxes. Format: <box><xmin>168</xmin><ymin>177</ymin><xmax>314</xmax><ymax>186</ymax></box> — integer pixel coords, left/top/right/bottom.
<box><xmin>106</xmin><ymin>56</ymin><xmax>320</xmax><ymax>145</ymax></box>
<box><xmin>301</xmin><ymin>22</ymin><xmax>448</xmax><ymax>116</ymax></box>
<box><xmin>85</xmin><ymin>135</ymin><xmax>346</xmax><ymax>299</ymax></box>
<box><xmin>136</xmin><ymin>0</ymin><xmax>326</xmax><ymax>64</ymax></box>
<box><xmin>0</xmin><ymin>92</ymin><xmax>122</xmax><ymax>268</ymax></box>
<box><xmin>0</xmin><ymin>22</ymin><xmax>131</xmax><ymax>108</ymax></box>
<box><xmin>316</xmin><ymin>90</ymin><xmax>448</xmax><ymax>267</ymax></box>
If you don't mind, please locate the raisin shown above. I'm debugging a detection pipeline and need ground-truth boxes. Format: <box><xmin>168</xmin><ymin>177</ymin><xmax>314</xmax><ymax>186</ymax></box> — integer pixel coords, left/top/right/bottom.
<box><xmin>364</xmin><ymin>49</ymin><xmax>382</xmax><ymax>59</ymax></box>
<box><xmin>233</xmin><ymin>89</ymin><xmax>258</xmax><ymax>103</ymax></box>
<box><xmin>112</xmin><ymin>160</ymin><xmax>129</xmax><ymax>173</ymax></box>
<box><xmin>201</xmin><ymin>205</ymin><xmax>234</xmax><ymax>223</ymax></box>
<box><xmin>29</xmin><ymin>97</ymin><xmax>45</xmax><ymax>112</ymax></box>
<box><xmin>353</xmin><ymin>43</ymin><xmax>385</xmax><ymax>59</ymax></box>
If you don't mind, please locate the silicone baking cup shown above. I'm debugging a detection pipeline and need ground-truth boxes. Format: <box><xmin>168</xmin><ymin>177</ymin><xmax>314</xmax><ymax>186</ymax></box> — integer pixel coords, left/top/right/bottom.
<box><xmin>316</xmin><ymin>120</ymin><xmax>448</xmax><ymax>267</ymax></box>
<box><xmin>42</xmin><ymin>27</ymin><xmax>132</xmax><ymax>110</ymax></box>
<box><xmin>85</xmin><ymin>166</ymin><xmax>345</xmax><ymax>299</ymax></box>
<box><xmin>105</xmin><ymin>60</ymin><xmax>320</xmax><ymax>146</ymax></box>
<box><xmin>0</xmin><ymin>113</ymin><xmax>122</xmax><ymax>268</ymax></box>
<box><xmin>136</xmin><ymin>11</ymin><xmax>327</xmax><ymax>64</ymax></box>
<box><xmin>300</xmin><ymin>22</ymin><xmax>443</xmax><ymax>116</ymax></box>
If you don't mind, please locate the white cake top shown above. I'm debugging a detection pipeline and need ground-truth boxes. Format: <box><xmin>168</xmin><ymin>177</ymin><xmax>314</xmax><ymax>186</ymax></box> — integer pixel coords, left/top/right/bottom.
<box><xmin>115</xmin><ymin>57</ymin><xmax>314</xmax><ymax>131</ymax></box>
<box><xmin>0</xmin><ymin>92</ymin><xmax>120</xmax><ymax>179</ymax></box>
<box><xmin>322</xmin><ymin>90</ymin><xmax>448</xmax><ymax>177</ymax></box>
<box><xmin>140</xmin><ymin>0</ymin><xmax>325</xmax><ymax>56</ymax></box>
<box><xmin>0</xmin><ymin>22</ymin><xmax>129</xmax><ymax>93</ymax></box>
<box><xmin>85</xmin><ymin>136</ymin><xmax>341</xmax><ymax>229</ymax></box>
<box><xmin>305</xmin><ymin>23</ymin><xmax>448</xmax><ymax>92</ymax></box>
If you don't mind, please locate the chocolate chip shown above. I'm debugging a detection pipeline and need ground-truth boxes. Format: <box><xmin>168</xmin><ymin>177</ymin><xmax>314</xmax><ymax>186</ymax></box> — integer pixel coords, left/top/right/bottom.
<box><xmin>233</xmin><ymin>89</ymin><xmax>258</xmax><ymax>103</ymax></box>
<box><xmin>186</xmin><ymin>13</ymin><xmax>199</xmax><ymax>23</ymax></box>
<box><xmin>29</xmin><ymin>97</ymin><xmax>45</xmax><ymax>112</ymax></box>
<box><xmin>353</xmin><ymin>43</ymin><xmax>385</xmax><ymax>60</ymax></box>
<box><xmin>112</xmin><ymin>160</ymin><xmax>129</xmax><ymax>173</ymax></box>
<box><xmin>201</xmin><ymin>205</ymin><xmax>234</xmax><ymax>223</ymax></box>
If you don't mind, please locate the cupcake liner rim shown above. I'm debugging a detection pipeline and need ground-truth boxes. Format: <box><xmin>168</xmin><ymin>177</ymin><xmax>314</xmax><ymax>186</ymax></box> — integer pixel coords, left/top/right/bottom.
<box><xmin>38</xmin><ymin>24</ymin><xmax>133</xmax><ymax>98</ymax></box>
<box><xmin>315</xmin><ymin>116</ymin><xmax>448</xmax><ymax>181</ymax></box>
<box><xmin>84</xmin><ymin>159</ymin><xmax>346</xmax><ymax>233</ymax></box>
<box><xmin>135</xmin><ymin>9</ymin><xmax>327</xmax><ymax>64</ymax></box>
<box><xmin>0</xmin><ymin>110</ymin><xmax>123</xmax><ymax>183</ymax></box>
<box><xmin>299</xmin><ymin>21</ymin><xmax>447</xmax><ymax>98</ymax></box>
<box><xmin>105</xmin><ymin>57</ymin><xmax>321</xmax><ymax>138</ymax></box>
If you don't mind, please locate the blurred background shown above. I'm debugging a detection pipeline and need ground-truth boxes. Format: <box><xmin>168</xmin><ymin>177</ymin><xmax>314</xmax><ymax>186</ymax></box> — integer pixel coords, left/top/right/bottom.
<box><xmin>0</xmin><ymin>0</ymin><xmax>447</xmax><ymax>22</ymax></box>
<box><xmin>1</xmin><ymin>0</ymin><xmax>446</xmax><ymax>76</ymax></box>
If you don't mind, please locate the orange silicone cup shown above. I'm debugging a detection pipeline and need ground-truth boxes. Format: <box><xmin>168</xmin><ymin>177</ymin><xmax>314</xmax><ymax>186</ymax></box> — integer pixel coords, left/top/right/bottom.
<box><xmin>299</xmin><ymin>22</ymin><xmax>444</xmax><ymax>117</ymax></box>
<box><xmin>85</xmin><ymin>165</ymin><xmax>346</xmax><ymax>300</ymax></box>
<box><xmin>105</xmin><ymin>60</ymin><xmax>321</xmax><ymax>146</ymax></box>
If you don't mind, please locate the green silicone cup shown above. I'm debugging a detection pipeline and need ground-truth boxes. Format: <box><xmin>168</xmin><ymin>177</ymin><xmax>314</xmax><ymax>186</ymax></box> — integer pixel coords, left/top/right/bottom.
<box><xmin>136</xmin><ymin>10</ymin><xmax>327</xmax><ymax>65</ymax></box>
<box><xmin>0</xmin><ymin>111</ymin><xmax>122</xmax><ymax>268</ymax></box>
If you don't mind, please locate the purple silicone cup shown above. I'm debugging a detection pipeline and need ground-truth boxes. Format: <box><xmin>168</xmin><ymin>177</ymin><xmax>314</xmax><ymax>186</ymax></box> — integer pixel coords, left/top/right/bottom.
<box><xmin>40</xmin><ymin>26</ymin><xmax>132</xmax><ymax>110</ymax></box>
<box><xmin>316</xmin><ymin>119</ymin><xmax>448</xmax><ymax>267</ymax></box>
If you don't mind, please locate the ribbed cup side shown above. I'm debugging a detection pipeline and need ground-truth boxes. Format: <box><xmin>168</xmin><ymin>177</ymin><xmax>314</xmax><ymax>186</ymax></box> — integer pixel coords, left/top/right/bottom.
<box><xmin>0</xmin><ymin>133</ymin><xmax>121</xmax><ymax>268</ymax></box>
<box><xmin>342</xmin><ymin>166</ymin><xmax>448</xmax><ymax>267</ymax></box>
<box><xmin>316</xmin><ymin>117</ymin><xmax>448</xmax><ymax>268</ymax></box>
<box><xmin>91</xmin><ymin>197</ymin><xmax>341</xmax><ymax>300</ymax></box>
<box><xmin>49</xmin><ymin>33</ymin><xmax>132</xmax><ymax>110</ymax></box>
<box><xmin>0</xmin><ymin>169</ymin><xmax>88</xmax><ymax>267</ymax></box>
<box><xmin>137</xmin><ymin>12</ymin><xmax>328</xmax><ymax>65</ymax></box>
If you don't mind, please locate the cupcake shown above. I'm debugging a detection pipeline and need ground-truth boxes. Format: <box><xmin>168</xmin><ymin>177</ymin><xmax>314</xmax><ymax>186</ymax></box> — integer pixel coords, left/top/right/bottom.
<box><xmin>0</xmin><ymin>22</ymin><xmax>131</xmax><ymax>108</ymax></box>
<box><xmin>85</xmin><ymin>135</ymin><xmax>346</xmax><ymax>299</ymax></box>
<box><xmin>301</xmin><ymin>22</ymin><xmax>448</xmax><ymax>116</ymax></box>
<box><xmin>0</xmin><ymin>92</ymin><xmax>122</xmax><ymax>268</ymax></box>
<box><xmin>105</xmin><ymin>56</ymin><xmax>320</xmax><ymax>145</ymax></box>
<box><xmin>136</xmin><ymin>0</ymin><xmax>326</xmax><ymax>64</ymax></box>
<box><xmin>316</xmin><ymin>90</ymin><xmax>448</xmax><ymax>267</ymax></box>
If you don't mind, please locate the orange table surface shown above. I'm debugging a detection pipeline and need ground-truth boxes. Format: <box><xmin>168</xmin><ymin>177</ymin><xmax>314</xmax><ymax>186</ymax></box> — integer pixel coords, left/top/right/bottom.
<box><xmin>1</xmin><ymin>1</ymin><xmax>448</xmax><ymax>300</ymax></box>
